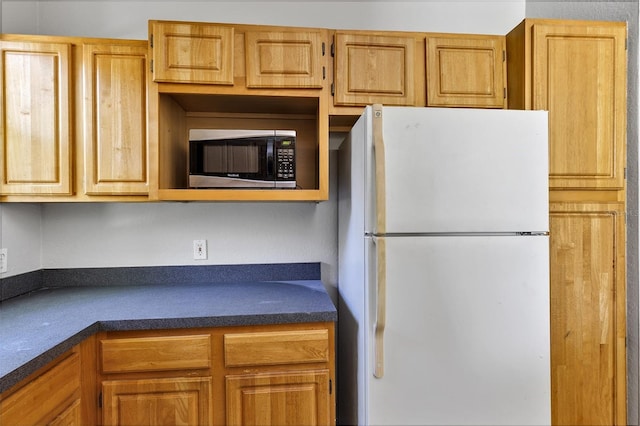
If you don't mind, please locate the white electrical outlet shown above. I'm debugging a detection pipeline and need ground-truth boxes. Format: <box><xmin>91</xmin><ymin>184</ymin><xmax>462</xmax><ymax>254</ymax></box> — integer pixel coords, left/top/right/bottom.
<box><xmin>193</xmin><ymin>240</ymin><xmax>207</xmax><ymax>260</ymax></box>
<box><xmin>0</xmin><ymin>248</ymin><xmax>7</xmax><ymax>273</ymax></box>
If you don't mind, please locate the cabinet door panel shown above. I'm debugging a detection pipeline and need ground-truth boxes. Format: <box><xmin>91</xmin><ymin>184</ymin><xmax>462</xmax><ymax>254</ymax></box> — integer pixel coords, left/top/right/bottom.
<box><xmin>549</xmin><ymin>203</ymin><xmax>626</xmax><ymax>425</ymax></box>
<box><xmin>426</xmin><ymin>35</ymin><xmax>505</xmax><ymax>108</ymax></box>
<box><xmin>151</xmin><ymin>22</ymin><xmax>234</xmax><ymax>84</ymax></box>
<box><xmin>226</xmin><ymin>370</ymin><xmax>330</xmax><ymax>426</ymax></box>
<box><xmin>245</xmin><ymin>30</ymin><xmax>324</xmax><ymax>88</ymax></box>
<box><xmin>48</xmin><ymin>399</ymin><xmax>81</xmax><ymax>426</ymax></box>
<box><xmin>102</xmin><ymin>377</ymin><xmax>213</xmax><ymax>426</ymax></box>
<box><xmin>532</xmin><ymin>23</ymin><xmax>626</xmax><ymax>189</ymax></box>
<box><xmin>0</xmin><ymin>353</ymin><xmax>80</xmax><ymax>425</ymax></box>
<box><xmin>83</xmin><ymin>43</ymin><xmax>149</xmax><ymax>195</ymax></box>
<box><xmin>0</xmin><ymin>40</ymin><xmax>72</xmax><ymax>195</ymax></box>
<box><xmin>334</xmin><ymin>32</ymin><xmax>416</xmax><ymax>106</ymax></box>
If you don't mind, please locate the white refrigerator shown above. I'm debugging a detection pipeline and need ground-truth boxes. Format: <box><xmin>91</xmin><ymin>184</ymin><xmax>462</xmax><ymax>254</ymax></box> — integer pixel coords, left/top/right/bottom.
<box><xmin>337</xmin><ymin>105</ymin><xmax>550</xmax><ymax>425</ymax></box>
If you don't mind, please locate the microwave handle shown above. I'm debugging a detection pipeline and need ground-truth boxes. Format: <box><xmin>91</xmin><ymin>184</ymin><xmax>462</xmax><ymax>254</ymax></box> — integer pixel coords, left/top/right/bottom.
<box><xmin>266</xmin><ymin>140</ymin><xmax>275</xmax><ymax>178</ymax></box>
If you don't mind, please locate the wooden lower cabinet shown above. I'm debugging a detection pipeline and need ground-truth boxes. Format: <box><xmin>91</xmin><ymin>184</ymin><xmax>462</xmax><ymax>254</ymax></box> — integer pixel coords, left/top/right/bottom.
<box><xmin>98</xmin><ymin>323</ymin><xmax>335</xmax><ymax>426</ymax></box>
<box><xmin>549</xmin><ymin>202</ymin><xmax>626</xmax><ymax>425</ymax></box>
<box><xmin>226</xmin><ymin>370</ymin><xmax>331</xmax><ymax>426</ymax></box>
<box><xmin>0</xmin><ymin>338</ymin><xmax>96</xmax><ymax>426</ymax></box>
<box><xmin>102</xmin><ymin>377</ymin><xmax>213</xmax><ymax>425</ymax></box>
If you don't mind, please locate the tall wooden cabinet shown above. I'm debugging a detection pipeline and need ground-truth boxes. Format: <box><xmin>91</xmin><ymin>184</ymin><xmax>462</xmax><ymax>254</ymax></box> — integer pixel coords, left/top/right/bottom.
<box><xmin>507</xmin><ymin>19</ymin><xmax>627</xmax><ymax>425</ymax></box>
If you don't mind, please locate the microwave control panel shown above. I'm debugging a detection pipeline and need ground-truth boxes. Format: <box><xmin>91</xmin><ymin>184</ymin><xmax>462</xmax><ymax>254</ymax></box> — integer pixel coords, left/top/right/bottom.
<box><xmin>276</xmin><ymin>147</ymin><xmax>295</xmax><ymax>180</ymax></box>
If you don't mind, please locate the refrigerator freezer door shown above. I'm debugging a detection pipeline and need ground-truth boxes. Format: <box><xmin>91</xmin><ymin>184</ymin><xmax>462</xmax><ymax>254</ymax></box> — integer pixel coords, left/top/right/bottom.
<box><xmin>366</xmin><ymin>235</ymin><xmax>550</xmax><ymax>425</ymax></box>
<box><xmin>366</xmin><ymin>106</ymin><xmax>549</xmax><ymax>234</ymax></box>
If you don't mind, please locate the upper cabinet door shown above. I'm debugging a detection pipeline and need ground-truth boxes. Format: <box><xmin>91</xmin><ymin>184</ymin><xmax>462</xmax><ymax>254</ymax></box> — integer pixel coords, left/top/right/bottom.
<box><xmin>82</xmin><ymin>42</ymin><xmax>149</xmax><ymax>195</ymax></box>
<box><xmin>531</xmin><ymin>22</ymin><xmax>627</xmax><ymax>190</ymax></box>
<box><xmin>333</xmin><ymin>32</ymin><xmax>417</xmax><ymax>106</ymax></box>
<box><xmin>426</xmin><ymin>35</ymin><xmax>506</xmax><ymax>108</ymax></box>
<box><xmin>245</xmin><ymin>30</ymin><xmax>325</xmax><ymax>88</ymax></box>
<box><xmin>0</xmin><ymin>40</ymin><xmax>73</xmax><ymax>195</ymax></box>
<box><xmin>150</xmin><ymin>21</ymin><xmax>234</xmax><ymax>84</ymax></box>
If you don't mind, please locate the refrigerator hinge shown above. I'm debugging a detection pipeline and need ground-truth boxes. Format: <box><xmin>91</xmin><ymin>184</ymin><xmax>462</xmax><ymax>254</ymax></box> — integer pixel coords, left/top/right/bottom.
<box><xmin>98</xmin><ymin>391</ymin><xmax>103</xmax><ymax>408</ymax></box>
<box><xmin>329</xmin><ymin>379</ymin><xmax>333</xmax><ymax>394</ymax></box>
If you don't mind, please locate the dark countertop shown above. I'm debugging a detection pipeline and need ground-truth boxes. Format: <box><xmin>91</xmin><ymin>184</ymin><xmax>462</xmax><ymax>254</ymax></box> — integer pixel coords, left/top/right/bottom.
<box><xmin>0</xmin><ymin>280</ymin><xmax>336</xmax><ymax>393</ymax></box>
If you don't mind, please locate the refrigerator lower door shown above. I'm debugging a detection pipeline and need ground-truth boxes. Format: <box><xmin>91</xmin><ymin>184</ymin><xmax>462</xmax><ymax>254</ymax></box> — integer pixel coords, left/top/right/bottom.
<box><xmin>366</xmin><ymin>235</ymin><xmax>550</xmax><ymax>426</ymax></box>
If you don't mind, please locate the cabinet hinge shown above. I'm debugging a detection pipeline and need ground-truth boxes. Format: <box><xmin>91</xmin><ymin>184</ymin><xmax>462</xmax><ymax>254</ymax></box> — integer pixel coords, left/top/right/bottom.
<box><xmin>331</xmin><ymin>82</ymin><xmax>335</xmax><ymax>96</ymax></box>
<box><xmin>503</xmin><ymin>50</ymin><xmax>506</xmax><ymax>62</ymax></box>
<box><xmin>150</xmin><ymin>34</ymin><xmax>153</xmax><ymax>48</ymax></box>
<box><xmin>329</xmin><ymin>379</ymin><xmax>333</xmax><ymax>395</ymax></box>
<box><xmin>323</xmin><ymin>66</ymin><xmax>326</xmax><ymax>80</ymax></box>
<box><xmin>503</xmin><ymin>87</ymin><xmax>507</xmax><ymax>99</ymax></box>
<box><xmin>150</xmin><ymin>59</ymin><xmax>154</xmax><ymax>73</ymax></box>
<box><xmin>331</xmin><ymin>42</ymin><xmax>335</xmax><ymax>57</ymax></box>
<box><xmin>98</xmin><ymin>392</ymin><xmax>103</xmax><ymax>408</ymax></box>
<box><xmin>322</xmin><ymin>42</ymin><xmax>325</xmax><ymax>56</ymax></box>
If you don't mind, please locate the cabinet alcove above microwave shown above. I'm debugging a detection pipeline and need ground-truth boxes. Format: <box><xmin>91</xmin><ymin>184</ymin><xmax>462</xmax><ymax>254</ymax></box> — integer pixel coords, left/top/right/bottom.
<box><xmin>150</xmin><ymin>88</ymin><xmax>329</xmax><ymax>201</ymax></box>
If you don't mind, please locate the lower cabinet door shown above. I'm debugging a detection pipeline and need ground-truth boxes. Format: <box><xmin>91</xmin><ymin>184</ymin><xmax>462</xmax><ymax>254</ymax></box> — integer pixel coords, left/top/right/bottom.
<box><xmin>549</xmin><ymin>202</ymin><xmax>626</xmax><ymax>425</ymax></box>
<box><xmin>226</xmin><ymin>370</ymin><xmax>331</xmax><ymax>426</ymax></box>
<box><xmin>102</xmin><ymin>377</ymin><xmax>213</xmax><ymax>426</ymax></box>
<box><xmin>48</xmin><ymin>399</ymin><xmax>81</xmax><ymax>426</ymax></box>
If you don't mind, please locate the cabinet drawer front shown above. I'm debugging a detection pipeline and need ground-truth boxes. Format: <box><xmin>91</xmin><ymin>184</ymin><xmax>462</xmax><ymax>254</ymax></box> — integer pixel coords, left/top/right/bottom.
<box><xmin>0</xmin><ymin>353</ymin><xmax>80</xmax><ymax>425</ymax></box>
<box><xmin>224</xmin><ymin>329</ymin><xmax>329</xmax><ymax>367</ymax></box>
<box><xmin>101</xmin><ymin>334</ymin><xmax>211</xmax><ymax>373</ymax></box>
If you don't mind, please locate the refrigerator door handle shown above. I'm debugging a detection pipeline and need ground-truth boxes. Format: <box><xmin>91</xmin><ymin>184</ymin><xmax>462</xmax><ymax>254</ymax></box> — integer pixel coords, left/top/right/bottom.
<box><xmin>373</xmin><ymin>236</ymin><xmax>387</xmax><ymax>378</ymax></box>
<box><xmin>372</xmin><ymin>104</ymin><xmax>386</xmax><ymax>234</ymax></box>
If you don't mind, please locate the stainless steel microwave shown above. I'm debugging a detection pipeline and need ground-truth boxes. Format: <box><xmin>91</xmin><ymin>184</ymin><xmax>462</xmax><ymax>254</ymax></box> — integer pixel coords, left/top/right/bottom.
<box><xmin>188</xmin><ymin>129</ymin><xmax>296</xmax><ymax>189</ymax></box>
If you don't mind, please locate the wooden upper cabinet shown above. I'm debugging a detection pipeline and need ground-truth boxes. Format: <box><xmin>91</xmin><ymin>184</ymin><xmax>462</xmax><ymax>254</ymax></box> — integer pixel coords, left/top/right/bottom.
<box><xmin>507</xmin><ymin>20</ymin><xmax>627</xmax><ymax>190</ymax></box>
<box><xmin>150</xmin><ymin>21</ymin><xmax>234</xmax><ymax>84</ymax></box>
<box><xmin>0</xmin><ymin>40</ymin><xmax>73</xmax><ymax>195</ymax></box>
<box><xmin>333</xmin><ymin>32</ymin><xmax>419</xmax><ymax>106</ymax></box>
<box><xmin>83</xmin><ymin>42</ymin><xmax>150</xmax><ymax>195</ymax></box>
<box><xmin>426</xmin><ymin>34</ymin><xmax>505</xmax><ymax>108</ymax></box>
<box><xmin>245</xmin><ymin>30</ymin><xmax>325</xmax><ymax>88</ymax></box>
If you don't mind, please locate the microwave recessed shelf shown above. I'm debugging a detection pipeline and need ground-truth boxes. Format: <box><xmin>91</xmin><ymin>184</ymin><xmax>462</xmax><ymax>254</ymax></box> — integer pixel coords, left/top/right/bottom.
<box><xmin>150</xmin><ymin>91</ymin><xmax>329</xmax><ymax>202</ymax></box>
